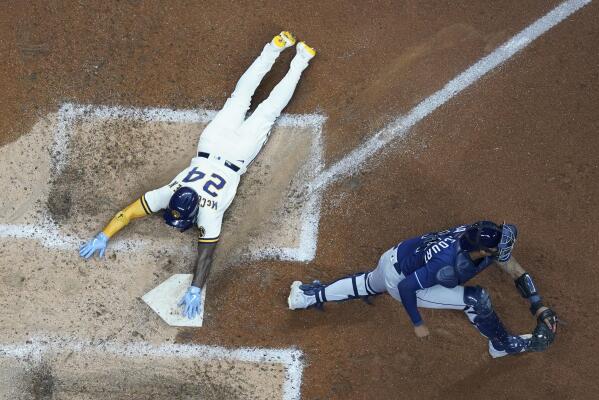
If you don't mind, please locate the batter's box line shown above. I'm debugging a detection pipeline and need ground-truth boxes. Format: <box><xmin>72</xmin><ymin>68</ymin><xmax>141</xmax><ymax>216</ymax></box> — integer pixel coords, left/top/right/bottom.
<box><xmin>0</xmin><ymin>336</ymin><xmax>304</xmax><ymax>400</ymax></box>
<box><xmin>53</xmin><ymin>103</ymin><xmax>327</xmax><ymax>175</ymax></box>
<box><xmin>0</xmin><ymin>102</ymin><xmax>326</xmax><ymax>262</ymax></box>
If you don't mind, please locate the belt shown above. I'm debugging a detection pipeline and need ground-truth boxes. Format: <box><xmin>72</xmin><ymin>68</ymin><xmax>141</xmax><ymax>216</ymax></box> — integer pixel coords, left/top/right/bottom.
<box><xmin>197</xmin><ymin>151</ymin><xmax>240</xmax><ymax>172</ymax></box>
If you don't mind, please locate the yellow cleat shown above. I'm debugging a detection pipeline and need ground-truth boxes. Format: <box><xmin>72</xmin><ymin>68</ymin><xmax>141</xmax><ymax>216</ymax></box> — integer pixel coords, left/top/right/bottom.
<box><xmin>272</xmin><ymin>31</ymin><xmax>296</xmax><ymax>49</ymax></box>
<box><xmin>296</xmin><ymin>41</ymin><xmax>316</xmax><ymax>59</ymax></box>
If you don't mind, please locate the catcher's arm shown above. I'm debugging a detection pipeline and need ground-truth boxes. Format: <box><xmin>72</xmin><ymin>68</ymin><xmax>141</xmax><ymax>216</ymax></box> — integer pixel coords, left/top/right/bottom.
<box><xmin>496</xmin><ymin>257</ymin><xmax>558</xmax><ymax>333</ymax></box>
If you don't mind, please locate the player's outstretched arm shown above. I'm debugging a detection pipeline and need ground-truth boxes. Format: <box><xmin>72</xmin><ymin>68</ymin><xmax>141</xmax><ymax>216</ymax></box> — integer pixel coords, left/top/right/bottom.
<box><xmin>496</xmin><ymin>255</ymin><xmax>526</xmax><ymax>279</ymax></box>
<box><xmin>178</xmin><ymin>208</ymin><xmax>224</xmax><ymax>319</ymax></box>
<box><xmin>497</xmin><ymin>257</ymin><xmax>558</xmax><ymax>338</ymax></box>
<box><xmin>397</xmin><ymin>273</ymin><xmax>430</xmax><ymax>338</ymax></box>
<box><xmin>79</xmin><ymin>195</ymin><xmax>153</xmax><ymax>259</ymax></box>
<box><xmin>178</xmin><ymin>241</ymin><xmax>217</xmax><ymax>319</ymax></box>
<box><xmin>192</xmin><ymin>242</ymin><xmax>217</xmax><ymax>289</ymax></box>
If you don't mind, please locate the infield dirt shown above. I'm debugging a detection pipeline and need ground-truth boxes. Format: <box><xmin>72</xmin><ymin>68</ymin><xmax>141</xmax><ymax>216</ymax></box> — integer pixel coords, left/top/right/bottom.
<box><xmin>1</xmin><ymin>1</ymin><xmax>599</xmax><ymax>399</ymax></box>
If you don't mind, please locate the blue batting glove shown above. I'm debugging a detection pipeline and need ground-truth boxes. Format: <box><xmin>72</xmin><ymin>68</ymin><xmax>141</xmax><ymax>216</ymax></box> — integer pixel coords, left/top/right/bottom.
<box><xmin>177</xmin><ymin>286</ymin><xmax>202</xmax><ymax>320</ymax></box>
<box><xmin>79</xmin><ymin>232</ymin><xmax>109</xmax><ymax>259</ymax></box>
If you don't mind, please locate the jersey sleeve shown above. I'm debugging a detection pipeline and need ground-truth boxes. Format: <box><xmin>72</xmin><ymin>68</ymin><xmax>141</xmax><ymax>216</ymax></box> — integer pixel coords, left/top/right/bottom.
<box><xmin>396</xmin><ymin>256</ymin><xmax>454</xmax><ymax>326</ymax></box>
<box><xmin>102</xmin><ymin>197</ymin><xmax>152</xmax><ymax>238</ymax></box>
<box><xmin>144</xmin><ymin>185</ymin><xmax>174</xmax><ymax>213</ymax></box>
<box><xmin>397</xmin><ymin>274</ymin><xmax>424</xmax><ymax>326</ymax></box>
<box><xmin>144</xmin><ymin>167</ymin><xmax>198</xmax><ymax>212</ymax></box>
<box><xmin>196</xmin><ymin>210</ymin><xmax>223</xmax><ymax>243</ymax></box>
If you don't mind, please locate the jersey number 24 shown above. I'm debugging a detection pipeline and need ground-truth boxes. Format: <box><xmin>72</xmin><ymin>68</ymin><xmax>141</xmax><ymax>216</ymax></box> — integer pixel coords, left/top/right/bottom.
<box><xmin>182</xmin><ymin>167</ymin><xmax>226</xmax><ymax>198</ymax></box>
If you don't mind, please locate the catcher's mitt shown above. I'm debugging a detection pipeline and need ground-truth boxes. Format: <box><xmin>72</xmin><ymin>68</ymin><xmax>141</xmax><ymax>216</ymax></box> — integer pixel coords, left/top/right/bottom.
<box><xmin>528</xmin><ymin>308</ymin><xmax>557</xmax><ymax>352</ymax></box>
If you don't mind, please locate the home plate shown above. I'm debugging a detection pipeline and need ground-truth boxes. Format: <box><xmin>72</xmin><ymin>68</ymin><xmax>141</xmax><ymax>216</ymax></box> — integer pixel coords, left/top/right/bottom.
<box><xmin>142</xmin><ymin>274</ymin><xmax>206</xmax><ymax>327</ymax></box>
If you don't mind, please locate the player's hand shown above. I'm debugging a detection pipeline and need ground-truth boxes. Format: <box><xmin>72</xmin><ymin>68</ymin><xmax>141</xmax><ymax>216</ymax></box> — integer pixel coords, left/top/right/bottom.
<box><xmin>178</xmin><ymin>286</ymin><xmax>202</xmax><ymax>320</ymax></box>
<box><xmin>414</xmin><ymin>324</ymin><xmax>430</xmax><ymax>338</ymax></box>
<box><xmin>79</xmin><ymin>232</ymin><xmax>109</xmax><ymax>259</ymax></box>
<box><xmin>535</xmin><ymin>306</ymin><xmax>558</xmax><ymax>333</ymax></box>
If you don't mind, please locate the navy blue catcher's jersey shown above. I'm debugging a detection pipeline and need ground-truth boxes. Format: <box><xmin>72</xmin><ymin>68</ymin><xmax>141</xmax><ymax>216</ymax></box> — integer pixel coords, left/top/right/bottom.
<box><xmin>396</xmin><ymin>224</ymin><xmax>495</xmax><ymax>285</ymax></box>
<box><xmin>394</xmin><ymin>224</ymin><xmax>496</xmax><ymax>326</ymax></box>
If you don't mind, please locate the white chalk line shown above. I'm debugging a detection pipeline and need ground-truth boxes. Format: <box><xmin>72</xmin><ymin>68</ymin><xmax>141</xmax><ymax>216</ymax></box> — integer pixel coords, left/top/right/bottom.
<box><xmin>0</xmin><ymin>337</ymin><xmax>304</xmax><ymax>400</ymax></box>
<box><xmin>2</xmin><ymin>103</ymin><xmax>326</xmax><ymax>262</ymax></box>
<box><xmin>247</xmin><ymin>115</ymin><xmax>324</xmax><ymax>262</ymax></box>
<box><xmin>54</xmin><ymin>103</ymin><xmax>325</xmax><ymax>175</ymax></box>
<box><xmin>310</xmin><ymin>0</ymin><xmax>593</xmax><ymax>192</ymax></box>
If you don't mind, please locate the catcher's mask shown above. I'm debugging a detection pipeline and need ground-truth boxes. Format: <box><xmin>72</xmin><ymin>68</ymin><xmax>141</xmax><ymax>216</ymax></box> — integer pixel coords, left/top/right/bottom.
<box><xmin>460</xmin><ymin>221</ymin><xmax>517</xmax><ymax>261</ymax></box>
<box><xmin>163</xmin><ymin>187</ymin><xmax>199</xmax><ymax>232</ymax></box>
<box><xmin>497</xmin><ymin>223</ymin><xmax>518</xmax><ymax>262</ymax></box>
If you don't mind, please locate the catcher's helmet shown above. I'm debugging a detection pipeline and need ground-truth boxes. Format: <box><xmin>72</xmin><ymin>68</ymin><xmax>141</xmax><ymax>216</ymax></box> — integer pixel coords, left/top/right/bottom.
<box><xmin>163</xmin><ymin>187</ymin><xmax>199</xmax><ymax>232</ymax></box>
<box><xmin>459</xmin><ymin>221</ymin><xmax>518</xmax><ymax>262</ymax></box>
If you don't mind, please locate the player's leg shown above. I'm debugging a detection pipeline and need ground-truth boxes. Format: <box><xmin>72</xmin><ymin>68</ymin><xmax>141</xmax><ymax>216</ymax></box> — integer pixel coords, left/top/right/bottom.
<box><xmin>198</xmin><ymin>32</ymin><xmax>296</xmax><ymax>151</ymax></box>
<box><xmin>462</xmin><ymin>286</ymin><xmax>531</xmax><ymax>358</ymax></box>
<box><xmin>385</xmin><ymin>283</ymin><xmax>531</xmax><ymax>358</ymax></box>
<box><xmin>287</xmin><ymin>247</ymin><xmax>392</xmax><ymax>310</ymax></box>
<box><xmin>412</xmin><ymin>285</ymin><xmax>467</xmax><ymax>310</ymax></box>
<box><xmin>233</xmin><ymin>42</ymin><xmax>315</xmax><ymax>166</ymax></box>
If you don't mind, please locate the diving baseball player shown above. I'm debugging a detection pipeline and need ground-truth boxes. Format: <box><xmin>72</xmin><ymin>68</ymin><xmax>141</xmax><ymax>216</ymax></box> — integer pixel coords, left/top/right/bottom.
<box><xmin>288</xmin><ymin>221</ymin><xmax>558</xmax><ymax>358</ymax></box>
<box><xmin>80</xmin><ymin>32</ymin><xmax>316</xmax><ymax>320</ymax></box>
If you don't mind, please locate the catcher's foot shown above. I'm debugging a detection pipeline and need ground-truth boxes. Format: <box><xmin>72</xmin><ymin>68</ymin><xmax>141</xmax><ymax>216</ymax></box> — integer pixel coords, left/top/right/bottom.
<box><xmin>272</xmin><ymin>31</ymin><xmax>296</xmax><ymax>49</ymax></box>
<box><xmin>296</xmin><ymin>41</ymin><xmax>316</xmax><ymax>60</ymax></box>
<box><xmin>488</xmin><ymin>334</ymin><xmax>532</xmax><ymax>358</ymax></box>
<box><xmin>288</xmin><ymin>280</ymin><xmax>324</xmax><ymax>310</ymax></box>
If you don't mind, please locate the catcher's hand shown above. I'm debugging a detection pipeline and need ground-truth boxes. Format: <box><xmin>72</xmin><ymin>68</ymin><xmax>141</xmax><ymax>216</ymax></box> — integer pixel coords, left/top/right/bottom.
<box><xmin>536</xmin><ymin>306</ymin><xmax>558</xmax><ymax>333</ymax></box>
<box><xmin>529</xmin><ymin>308</ymin><xmax>557</xmax><ymax>352</ymax></box>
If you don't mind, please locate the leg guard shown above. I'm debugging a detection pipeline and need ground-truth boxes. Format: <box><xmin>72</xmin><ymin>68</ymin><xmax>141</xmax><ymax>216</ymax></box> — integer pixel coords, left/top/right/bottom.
<box><xmin>325</xmin><ymin>272</ymin><xmax>383</xmax><ymax>302</ymax></box>
<box><xmin>463</xmin><ymin>286</ymin><xmax>530</xmax><ymax>355</ymax></box>
<box><xmin>303</xmin><ymin>272</ymin><xmax>383</xmax><ymax>308</ymax></box>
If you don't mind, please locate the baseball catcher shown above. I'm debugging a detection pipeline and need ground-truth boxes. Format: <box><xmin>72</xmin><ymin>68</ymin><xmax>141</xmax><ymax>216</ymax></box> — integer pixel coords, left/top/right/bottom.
<box><xmin>288</xmin><ymin>222</ymin><xmax>557</xmax><ymax>357</ymax></box>
<box><xmin>80</xmin><ymin>31</ymin><xmax>316</xmax><ymax>319</ymax></box>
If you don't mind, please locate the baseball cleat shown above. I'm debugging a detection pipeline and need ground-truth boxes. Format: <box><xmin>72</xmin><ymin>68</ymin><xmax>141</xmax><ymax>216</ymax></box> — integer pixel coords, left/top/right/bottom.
<box><xmin>272</xmin><ymin>31</ymin><xmax>296</xmax><ymax>49</ymax></box>
<box><xmin>488</xmin><ymin>334</ymin><xmax>532</xmax><ymax>358</ymax></box>
<box><xmin>288</xmin><ymin>281</ymin><xmax>321</xmax><ymax>310</ymax></box>
<box><xmin>296</xmin><ymin>41</ymin><xmax>316</xmax><ymax>59</ymax></box>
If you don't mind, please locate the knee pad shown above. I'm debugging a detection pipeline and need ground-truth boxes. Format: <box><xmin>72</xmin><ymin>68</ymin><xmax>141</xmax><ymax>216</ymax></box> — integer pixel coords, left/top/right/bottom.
<box><xmin>345</xmin><ymin>272</ymin><xmax>381</xmax><ymax>298</ymax></box>
<box><xmin>463</xmin><ymin>285</ymin><xmax>511</xmax><ymax>342</ymax></box>
<box><xmin>322</xmin><ymin>272</ymin><xmax>382</xmax><ymax>304</ymax></box>
<box><xmin>463</xmin><ymin>286</ymin><xmax>493</xmax><ymax>318</ymax></box>
<box><xmin>364</xmin><ymin>272</ymin><xmax>384</xmax><ymax>296</ymax></box>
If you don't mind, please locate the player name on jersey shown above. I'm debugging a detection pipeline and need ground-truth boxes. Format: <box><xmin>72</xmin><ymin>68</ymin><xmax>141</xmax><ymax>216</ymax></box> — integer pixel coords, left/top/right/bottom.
<box><xmin>198</xmin><ymin>194</ymin><xmax>217</xmax><ymax>210</ymax></box>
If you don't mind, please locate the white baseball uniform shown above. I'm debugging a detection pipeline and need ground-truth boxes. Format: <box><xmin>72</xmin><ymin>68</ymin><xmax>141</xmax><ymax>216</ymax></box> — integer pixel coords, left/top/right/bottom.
<box><xmin>144</xmin><ymin>41</ymin><xmax>312</xmax><ymax>242</ymax></box>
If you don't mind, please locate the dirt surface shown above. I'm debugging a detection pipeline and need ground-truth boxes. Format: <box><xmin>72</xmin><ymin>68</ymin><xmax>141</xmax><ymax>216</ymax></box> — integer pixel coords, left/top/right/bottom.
<box><xmin>2</xmin><ymin>1</ymin><xmax>599</xmax><ymax>399</ymax></box>
<box><xmin>1</xmin><ymin>345</ymin><xmax>287</xmax><ymax>400</ymax></box>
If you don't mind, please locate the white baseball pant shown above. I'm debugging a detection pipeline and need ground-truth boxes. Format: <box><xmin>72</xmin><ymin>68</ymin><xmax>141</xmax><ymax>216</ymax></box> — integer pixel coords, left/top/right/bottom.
<box><xmin>197</xmin><ymin>41</ymin><xmax>311</xmax><ymax>174</ymax></box>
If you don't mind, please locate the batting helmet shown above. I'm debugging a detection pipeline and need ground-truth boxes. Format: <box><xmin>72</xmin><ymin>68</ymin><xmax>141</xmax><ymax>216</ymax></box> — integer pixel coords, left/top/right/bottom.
<box><xmin>163</xmin><ymin>187</ymin><xmax>199</xmax><ymax>232</ymax></box>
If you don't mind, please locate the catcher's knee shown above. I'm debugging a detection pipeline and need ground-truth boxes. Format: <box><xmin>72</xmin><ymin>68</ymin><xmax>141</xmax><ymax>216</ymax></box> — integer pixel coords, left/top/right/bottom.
<box><xmin>463</xmin><ymin>286</ymin><xmax>494</xmax><ymax>318</ymax></box>
<box><xmin>364</xmin><ymin>271</ymin><xmax>385</xmax><ymax>295</ymax></box>
<box><xmin>348</xmin><ymin>272</ymin><xmax>383</xmax><ymax>298</ymax></box>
